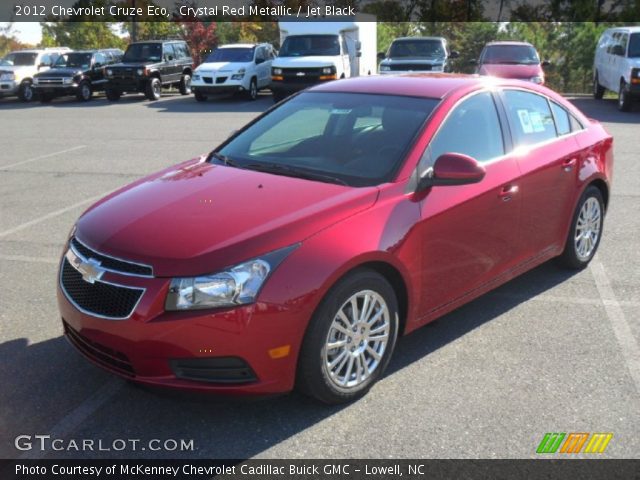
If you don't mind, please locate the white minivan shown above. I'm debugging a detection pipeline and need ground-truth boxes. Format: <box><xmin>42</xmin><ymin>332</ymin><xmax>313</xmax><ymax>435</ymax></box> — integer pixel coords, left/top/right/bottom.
<box><xmin>191</xmin><ymin>43</ymin><xmax>276</xmax><ymax>102</ymax></box>
<box><xmin>593</xmin><ymin>26</ymin><xmax>640</xmax><ymax>111</ymax></box>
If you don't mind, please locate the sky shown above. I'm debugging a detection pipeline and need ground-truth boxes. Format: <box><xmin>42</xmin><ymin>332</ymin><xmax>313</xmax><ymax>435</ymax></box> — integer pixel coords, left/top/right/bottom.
<box><xmin>2</xmin><ymin>22</ymin><xmax>43</xmax><ymax>45</ymax></box>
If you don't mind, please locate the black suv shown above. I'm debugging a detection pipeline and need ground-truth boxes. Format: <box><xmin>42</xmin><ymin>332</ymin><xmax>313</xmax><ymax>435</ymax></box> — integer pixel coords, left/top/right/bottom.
<box><xmin>33</xmin><ymin>49</ymin><xmax>123</xmax><ymax>102</ymax></box>
<box><xmin>105</xmin><ymin>40</ymin><xmax>193</xmax><ymax>101</ymax></box>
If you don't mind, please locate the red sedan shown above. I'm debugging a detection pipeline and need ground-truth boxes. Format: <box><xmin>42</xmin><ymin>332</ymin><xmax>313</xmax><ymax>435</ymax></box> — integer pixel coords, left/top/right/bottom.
<box><xmin>58</xmin><ymin>74</ymin><xmax>613</xmax><ymax>404</ymax></box>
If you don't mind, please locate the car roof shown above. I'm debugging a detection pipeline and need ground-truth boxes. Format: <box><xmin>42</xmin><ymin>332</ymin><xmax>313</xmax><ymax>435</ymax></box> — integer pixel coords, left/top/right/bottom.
<box><xmin>485</xmin><ymin>41</ymin><xmax>534</xmax><ymax>47</ymax></box>
<box><xmin>131</xmin><ymin>40</ymin><xmax>185</xmax><ymax>44</ymax></box>
<box><xmin>310</xmin><ymin>73</ymin><xmax>547</xmax><ymax>100</ymax></box>
<box><xmin>606</xmin><ymin>26</ymin><xmax>640</xmax><ymax>33</ymax></box>
<box><xmin>219</xmin><ymin>44</ymin><xmax>258</xmax><ymax>49</ymax></box>
<box><xmin>393</xmin><ymin>37</ymin><xmax>446</xmax><ymax>42</ymax></box>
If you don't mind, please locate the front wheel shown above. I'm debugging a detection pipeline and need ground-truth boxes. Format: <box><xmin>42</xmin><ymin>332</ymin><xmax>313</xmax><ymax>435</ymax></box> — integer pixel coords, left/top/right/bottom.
<box><xmin>76</xmin><ymin>81</ymin><xmax>92</xmax><ymax>101</ymax></box>
<box><xmin>179</xmin><ymin>74</ymin><xmax>191</xmax><ymax>95</ymax></box>
<box><xmin>557</xmin><ymin>186</ymin><xmax>604</xmax><ymax>269</ymax></box>
<box><xmin>246</xmin><ymin>78</ymin><xmax>258</xmax><ymax>101</ymax></box>
<box><xmin>194</xmin><ymin>90</ymin><xmax>207</xmax><ymax>102</ymax></box>
<box><xmin>105</xmin><ymin>88</ymin><xmax>121</xmax><ymax>101</ymax></box>
<box><xmin>18</xmin><ymin>81</ymin><xmax>34</xmax><ymax>102</ymax></box>
<box><xmin>145</xmin><ymin>78</ymin><xmax>162</xmax><ymax>101</ymax></box>
<box><xmin>593</xmin><ymin>72</ymin><xmax>604</xmax><ymax>100</ymax></box>
<box><xmin>618</xmin><ymin>80</ymin><xmax>632</xmax><ymax>112</ymax></box>
<box><xmin>296</xmin><ymin>270</ymin><xmax>399</xmax><ymax>404</ymax></box>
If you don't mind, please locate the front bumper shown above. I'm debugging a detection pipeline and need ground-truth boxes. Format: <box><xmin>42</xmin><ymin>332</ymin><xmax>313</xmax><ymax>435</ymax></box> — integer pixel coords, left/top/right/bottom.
<box><xmin>33</xmin><ymin>83</ymin><xmax>79</xmax><ymax>96</ymax></box>
<box><xmin>192</xmin><ymin>83</ymin><xmax>244</xmax><ymax>95</ymax></box>
<box><xmin>57</xmin><ymin>264</ymin><xmax>305</xmax><ymax>395</ymax></box>
<box><xmin>0</xmin><ymin>80</ymin><xmax>19</xmax><ymax>96</ymax></box>
<box><xmin>106</xmin><ymin>78</ymin><xmax>147</xmax><ymax>94</ymax></box>
<box><xmin>271</xmin><ymin>79</ymin><xmax>331</xmax><ymax>94</ymax></box>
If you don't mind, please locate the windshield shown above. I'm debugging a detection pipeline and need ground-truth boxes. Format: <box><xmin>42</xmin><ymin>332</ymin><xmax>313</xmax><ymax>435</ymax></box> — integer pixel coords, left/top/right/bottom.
<box><xmin>122</xmin><ymin>43</ymin><xmax>162</xmax><ymax>63</ymax></box>
<box><xmin>205</xmin><ymin>47</ymin><xmax>254</xmax><ymax>63</ymax></box>
<box><xmin>279</xmin><ymin>35</ymin><xmax>340</xmax><ymax>57</ymax></box>
<box><xmin>54</xmin><ymin>53</ymin><xmax>93</xmax><ymax>69</ymax></box>
<box><xmin>215</xmin><ymin>92</ymin><xmax>438</xmax><ymax>187</ymax></box>
<box><xmin>0</xmin><ymin>52</ymin><xmax>38</xmax><ymax>67</ymax></box>
<box><xmin>629</xmin><ymin>33</ymin><xmax>640</xmax><ymax>57</ymax></box>
<box><xmin>481</xmin><ymin>45</ymin><xmax>540</xmax><ymax>65</ymax></box>
<box><xmin>389</xmin><ymin>39</ymin><xmax>445</xmax><ymax>59</ymax></box>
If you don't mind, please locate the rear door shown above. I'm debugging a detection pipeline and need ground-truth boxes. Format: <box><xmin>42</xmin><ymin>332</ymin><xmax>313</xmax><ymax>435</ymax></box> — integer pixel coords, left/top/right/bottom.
<box><xmin>498</xmin><ymin>89</ymin><xmax>578</xmax><ymax>258</ymax></box>
<box><xmin>417</xmin><ymin>90</ymin><xmax>522</xmax><ymax>315</ymax></box>
<box><xmin>254</xmin><ymin>46</ymin><xmax>269</xmax><ymax>88</ymax></box>
<box><xmin>91</xmin><ymin>52</ymin><xmax>107</xmax><ymax>88</ymax></box>
<box><xmin>162</xmin><ymin>43</ymin><xmax>178</xmax><ymax>83</ymax></box>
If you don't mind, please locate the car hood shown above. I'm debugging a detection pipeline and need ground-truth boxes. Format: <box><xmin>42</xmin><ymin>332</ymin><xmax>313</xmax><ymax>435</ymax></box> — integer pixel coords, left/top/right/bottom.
<box><xmin>479</xmin><ymin>63</ymin><xmax>542</xmax><ymax>79</ymax></box>
<box><xmin>272</xmin><ymin>56</ymin><xmax>338</xmax><ymax>68</ymax></box>
<box><xmin>111</xmin><ymin>61</ymin><xmax>158</xmax><ymax>69</ymax></box>
<box><xmin>382</xmin><ymin>57</ymin><xmax>446</xmax><ymax>65</ymax></box>
<box><xmin>196</xmin><ymin>61</ymin><xmax>251</xmax><ymax>73</ymax></box>
<box><xmin>76</xmin><ymin>158</ymin><xmax>378</xmax><ymax>277</ymax></box>
<box><xmin>35</xmin><ymin>68</ymin><xmax>83</xmax><ymax>78</ymax></box>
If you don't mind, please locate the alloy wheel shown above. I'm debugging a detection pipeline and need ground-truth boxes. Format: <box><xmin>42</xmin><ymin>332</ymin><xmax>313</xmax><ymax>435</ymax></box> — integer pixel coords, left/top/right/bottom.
<box><xmin>574</xmin><ymin>197</ymin><xmax>601</xmax><ymax>261</ymax></box>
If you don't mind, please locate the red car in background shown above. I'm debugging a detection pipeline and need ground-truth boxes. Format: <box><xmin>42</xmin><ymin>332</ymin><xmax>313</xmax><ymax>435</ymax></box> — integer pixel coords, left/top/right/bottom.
<box><xmin>58</xmin><ymin>74</ymin><xmax>613</xmax><ymax>404</ymax></box>
<box><xmin>474</xmin><ymin>41</ymin><xmax>550</xmax><ymax>85</ymax></box>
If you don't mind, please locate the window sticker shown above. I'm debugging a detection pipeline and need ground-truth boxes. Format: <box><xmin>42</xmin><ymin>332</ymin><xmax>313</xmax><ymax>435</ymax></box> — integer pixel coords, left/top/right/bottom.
<box><xmin>529</xmin><ymin>111</ymin><xmax>546</xmax><ymax>132</ymax></box>
<box><xmin>330</xmin><ymin>108</ymin><xmax>352</xmax><ymax>115</ymax></box>
<box><xmin>517</xmin><ymin>109</ymin><xmax>534</xmax><ymax>134</ymax></box>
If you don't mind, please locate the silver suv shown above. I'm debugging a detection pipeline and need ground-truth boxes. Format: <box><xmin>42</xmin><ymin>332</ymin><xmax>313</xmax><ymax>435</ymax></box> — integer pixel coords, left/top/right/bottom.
<box><xmin>0</xmin><ymin>48</ymin><xmax>71</xmax><ymax>101</ymax></box>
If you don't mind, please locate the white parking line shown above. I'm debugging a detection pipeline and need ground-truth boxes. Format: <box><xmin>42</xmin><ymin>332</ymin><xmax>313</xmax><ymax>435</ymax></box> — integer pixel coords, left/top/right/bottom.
<box><xmin>18</xmin><ymin>378</ymin><xmax>125</xmax><ymax>460</ymax></box>
<box><xmin>0</xmin><ymin>190</ymin><xmax>114</xmax><ymax>239</ymax></box>
<box><xmin>0</xmin><ymin>254</ymin><xmax>58</xmax><ymax>264</ymax></box>
<box><xmin>1</xmin><ymin>145</ymin><xmax>87</xmax><ymax>170</ymax></box>
<box><xmin>590</xmin><ymin>258</ymin><xmax>640</xmax><ymax>395</ymax></box>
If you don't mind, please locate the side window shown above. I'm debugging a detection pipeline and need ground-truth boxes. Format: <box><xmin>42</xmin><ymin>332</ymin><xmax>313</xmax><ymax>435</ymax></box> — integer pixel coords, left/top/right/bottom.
<box><xmin>94</xmin><ymin>52</ymin><xmax>106</xmax><ymax>66</ymax></box>
<box><xmin>425</xmin><ymin>91</ymin><xmax>504</xmax><ymax>167</ymax></box>
<box><xmin>620</xmin><ymin>34</ymin><xmax>629</xmax><ymax>56</ymax></box>
<box><xmin>255</xmin><ymin>46</ymin><xmax>266</xmax><ymax>62</ymax></box>
<box><xmin>268</xmin><ymin>46</ymin><xmax>276</xmax><ymax>59</ymax></box>
<box><xmin>607</xmin><ymin>33</ymin><xmax>619</xmax><ymax>54</ymax></box>
<box><xmin>550</xmin><ymin>101</ymin><xmax>571</xmax><ymax>136</ymax></box>
<box><xmin>503</xmin><ymin>90</ymin><xmax>557</xmax><ymax>147</ymax></box>
<box><xmin>175</xmin><ymin>43</ymin><xmax>189</xmax><ymax>59</ymax></box>
<box><xmin>163</xmin><ymin>43</ymin><xmax>175</xmax><ymax>60</ymax></box>
<box><xmin>569</xmin><ymin>114</ymin><xmax>584</xmax><ymax>132</ymax></box>
<box><xmin>39</xmin><ymin>54</ymin><xmax>51</xmax><ymax>66</ymax></box>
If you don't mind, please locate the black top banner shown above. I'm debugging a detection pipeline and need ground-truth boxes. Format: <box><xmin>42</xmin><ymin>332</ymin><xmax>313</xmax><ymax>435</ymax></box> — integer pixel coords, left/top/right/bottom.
<box><xmin>2</xmin><ymin>459</ymin><xmax>640</xmax><ymax>480</ymax></box>
<box><xmin>2</xmin><ymin>0</ymin><xmax>640</xmax><ymax>22</ymax></box>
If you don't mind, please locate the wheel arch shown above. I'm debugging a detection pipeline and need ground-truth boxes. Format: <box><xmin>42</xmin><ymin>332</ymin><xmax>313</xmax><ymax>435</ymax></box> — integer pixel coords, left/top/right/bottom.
<box><xmin>588</xmin><ymin>177</ymin><xmax>609</xmax><ymax>211</ymax></box>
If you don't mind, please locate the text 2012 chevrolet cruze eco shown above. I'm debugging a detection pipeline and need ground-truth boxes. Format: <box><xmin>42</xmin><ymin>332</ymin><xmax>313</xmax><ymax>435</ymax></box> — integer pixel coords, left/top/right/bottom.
<box><xmin>58</xmin><ymin>75</ymin><xmax>613</xmax><ymax>404</ymax></box>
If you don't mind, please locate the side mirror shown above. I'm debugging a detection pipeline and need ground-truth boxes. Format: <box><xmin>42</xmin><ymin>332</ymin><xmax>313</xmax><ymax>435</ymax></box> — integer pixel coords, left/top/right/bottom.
<box><xmin>377</xmin><ymin>51</ymin><xmax>386</xmax><ymax>61</ymax></box>
<box><xmin>541</xmin><ymin>60</ymin><xmax>551</xmax><ymax>67</ymax></box>
<box><xmin>612</xmin><ymin>45</ymin><xmax>624</xmax><ymax>56</ymax></box>
<box><xmin>468</xmin><ymin>59</ymin><xmax>478</xmax><ymax>65</ymax></box>
<box><xmin>356</xmin><ymin>51</ymin><xmax>362</xmax><ymax>58</ymax></box>
<box><xmin>94</xmin><ymin>62</ymin><xmax>102</xmax><ymax>69</ymax></box>
<box><xmin>165</xmin><ymin>54</ymin><xmax>174</xmax><ymax>61</ymax></box>
<box><xmin>417</xmin><ymin>153</ymin><xmax>485</xmax><ymax>191</ymax></box>
<box><xmin>449</xmin><ymin>50</ymin><xmax>460</xmax><ymax>59</ymax></box>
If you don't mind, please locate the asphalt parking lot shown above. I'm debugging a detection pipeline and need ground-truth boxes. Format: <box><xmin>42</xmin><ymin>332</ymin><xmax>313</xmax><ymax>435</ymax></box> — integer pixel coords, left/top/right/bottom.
<box><xmin>1</xmin><ymin>90</ymin><xmax>639</xmax><ymax>460</ymax></box>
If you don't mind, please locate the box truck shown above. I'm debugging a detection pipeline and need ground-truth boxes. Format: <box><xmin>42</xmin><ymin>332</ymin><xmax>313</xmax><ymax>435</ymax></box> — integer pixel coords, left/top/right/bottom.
<box><xmin>270</xmin><ymin>17</ymin><xmax>377</xmax><ymax>102</ymax></box>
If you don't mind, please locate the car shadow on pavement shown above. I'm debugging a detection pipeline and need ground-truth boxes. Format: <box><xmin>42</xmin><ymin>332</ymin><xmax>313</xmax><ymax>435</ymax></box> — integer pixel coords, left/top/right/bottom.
<box><xmin>144</xmin><ymin>93</ymin><xmax>274</xmax><ymax>114</ymax></box>
<box><xmin>0</xmin><ymin>261</ymin><xmax>578</xmax><ymax>460</ymax></box>
<box><xmin>568</xmin><ymin>97</ymin><xmax>640</xmax><ymax>123</ymax></box>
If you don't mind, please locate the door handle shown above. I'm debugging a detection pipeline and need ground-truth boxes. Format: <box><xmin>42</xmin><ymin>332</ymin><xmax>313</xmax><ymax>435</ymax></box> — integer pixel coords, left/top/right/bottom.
<box><xmin>562</xmin><ymin>158</ymin><xmax>577</xmax><ymax>171</ymax></box>
<box><xmin>498</xmin><ymin>185</ymin><xmax>518</xmax><ymax>201</ymax></box>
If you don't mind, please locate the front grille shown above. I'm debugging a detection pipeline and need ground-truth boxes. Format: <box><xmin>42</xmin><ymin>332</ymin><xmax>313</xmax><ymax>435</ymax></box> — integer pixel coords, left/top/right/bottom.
<box><xmin>390</xmin><ymin>63</ymin><xmax>433</xmax><ymax>71</ymax></box>
<box><xmin>60</xmin><ymin>258</ymin><xmax>144</xmax><ymax>319</ymax></box>
<box><xmin>64</xmin><ymin>320</ymin><xmax>135</xmax><ymax>377</ymax></box>
<box><xmin>37</xmin><ymin>78</ymin><xmax>65</xmax><ymax>85</ymax></box>
<box><xmin>215</xmin><ymin>77</ymin><xmax>227</xmax><ymax>84</ymax></box>
<box><xmin>281</xmin><ymin>67</ymin><xmax>324</xmax><ymax>84</ymax></box>
<box><xmin>203</xmin><ymin>77</ymin><xmax>213</xmax><ymax>84</ymax></box>
<box><xmin>170</xmin><ymin>357</ymin><xmax>257</xmax><ymax>384</ymax></box>
<box><xmin>71</xmin><ymin>237</ymin><xmax>152</xmax><ymax>276</ymax></box>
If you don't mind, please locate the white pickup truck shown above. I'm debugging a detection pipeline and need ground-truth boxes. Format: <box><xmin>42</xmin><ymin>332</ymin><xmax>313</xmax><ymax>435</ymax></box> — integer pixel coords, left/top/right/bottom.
<box><xmin>270</xmin><ymin>18</ymin><xmax>377</xmax><ymax>102</ymax></box>
<box><xmin>0</xmin><ymin>48</ymin><xmax>71</xmax><ymax>101</ymax></box>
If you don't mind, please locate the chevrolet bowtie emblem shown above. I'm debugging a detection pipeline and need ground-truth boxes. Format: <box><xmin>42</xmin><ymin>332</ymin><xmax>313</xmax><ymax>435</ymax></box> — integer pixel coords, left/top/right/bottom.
<box><xmin>296</xmin><ymin>71</ymin><xmax>306</xmax><ymax>76</ymax></box>
<box><xmin>66</xmin><ymin>248</ymin><xmax>105</xmax><ymax>284</ymax></box>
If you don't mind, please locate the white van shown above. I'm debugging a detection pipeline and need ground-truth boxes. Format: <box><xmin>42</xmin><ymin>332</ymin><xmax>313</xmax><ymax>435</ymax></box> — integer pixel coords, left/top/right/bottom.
<box><xmin>593</xmin><ymin>26</ymin><xmax>640</xmax><ymax>111</ymax></box>
<box><xmin>271</xmin><ymin>18</ymin><xmax>377</xmax><ymax>102</ymax></box>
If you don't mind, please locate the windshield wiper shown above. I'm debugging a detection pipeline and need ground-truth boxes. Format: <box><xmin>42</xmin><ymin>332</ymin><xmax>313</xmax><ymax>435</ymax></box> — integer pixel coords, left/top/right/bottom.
<box><xmin>244</xmin><ymin>162</ymin><xmax>348</xmax><ymax>186</ymax></box>
<box><xmin>209</xmin><ymin>152</ymin><xmax>244</xmax><ymax>169</ymax></box>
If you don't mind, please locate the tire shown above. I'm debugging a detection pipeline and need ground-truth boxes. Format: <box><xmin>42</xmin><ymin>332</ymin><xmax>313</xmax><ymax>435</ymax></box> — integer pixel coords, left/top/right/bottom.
<box><xmin>76</xmin><ymin>81</ymin><xmax>92</xmax><ymax>102</ymax></box>
<box><xmin>18</xmin><ymin>81</ymin><xmax>34</xmax><ymax>102</ymax></box>
<box><xmin>557</xmin><ymin>185</ymin><xmax>605</xmax><ymax>270</ymax></box>
<box><xmin>618</xmin><ymin>80</ymin><xmax>632</xmax><ymax>112</ymax></box>
<box><xmin>179</xmin><ymin>74</ymin><xmax>192</xmax><ymax>95</ymax></box>
<box><xmin>105</xmin><ymin>88</ymin><xmax>121</xmax><ymax>101</ymax></box>
<box><xmin>194</xmin><ymin>90</ymin><xmax>207</xmax><ymax>102</ymax></box>
<box><xmin>296</xmin><ymin>269</ymin><xmax>399</xmax><ymax>404</ymax></box>
<box><xmin>593</xmin><ymin>72</ymin><xmax>604</xmax><ymax>100</ymax></box>
<box><xmin>246</xmin><ymin>77</ymin><xmax>258</xmax><ymax>101</ymax></box>
<box><xmin>39</xmin><ymin>93</ymin><xmax>53</xmax><ymax>103</ymax></box>
<box><xmin>145</xmin><ymin>77</ymin><xmax>162</xmax><ymax>101</ymax></box>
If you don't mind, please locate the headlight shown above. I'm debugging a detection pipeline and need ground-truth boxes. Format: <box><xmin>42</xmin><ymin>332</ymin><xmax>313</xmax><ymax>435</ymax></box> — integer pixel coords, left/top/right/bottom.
<box><xmin>379</xmin><ymin>65</ymin><xmax>391</xmax><ymax>72</ymax></box>
<box><xmin>63</xmin><ymin>77</ymin><xmax>73</xmax><ymax>84</ymax></box>
<box><xmin>136</xmin><ymin>68</ymin><xmax>144</xmax><ymax>75</ymax></box>
<box><xmin>106</xmin><ymin>69</ymin><xmax>113</xmax><ymax>77</ymax></box>
<box><xmin>231</xmin><ymin>68</ymin><xmax>245</xmax><ymax>80</ymax></box>
<box><xmin>0</xmin><ymin>72</ymin><xmax>16</xmax><ymax>81</ymax></box>
<box><xmin>530</xmin><ymin>76</ymin><xmax>544</xmax><ymax>84</ymax></box>
<box><xmin>193</xmin><ymin>74</ymin><xmax>200</xmax><ymax>81</ymax></box>
<box><xmin>321</xmin><ymin>67</ymin><xmax>334</xmax><ymax>74</ymax></box>
<box><xmin>165</xmin><ymin>245</ymin><xmax>298</xmax><ymax>311</ymax></box>
<box><xmin>272</xmin><ymin>68</ymin><xmax>282</xmax><ymax>75</ymax></box>
<box><xmin>33</xmin><ymin>77</ymin><xmax>40</xmax><ymax>84</ymax></box>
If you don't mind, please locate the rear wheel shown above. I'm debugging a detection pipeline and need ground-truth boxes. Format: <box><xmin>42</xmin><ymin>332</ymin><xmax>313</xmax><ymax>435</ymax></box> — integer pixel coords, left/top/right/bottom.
<box><xmin>557</xmin><ymin>186</ymin><xmax>604</xmax><ymax>269</ymax></box>
<box><xmin>105</xmin><ymin>88</ymin><xmax>121</xmax><ymax>101</ymax></box>
<box><xmin>179</xmin><ymin>74</ymin><xmax>192</xmax><ymax>95</ymax></box>
<box><xmin>194</xmin><ymin>90</ymin><xmax>207</xmax><ymax>102</ymax></box>
<box><xmin>618</xmin><ymin>80</ymin><xmax>632</xmax><ymax>112</ymax></box>
<box><xmin>18</xmin><ymin>81</ymin><xmax>34</xmax><ymax>102</ymax></box>
<box><xmin>145</xmin><ymin>77</ymin><xmax>162</xmax><ymax>101</ymax></box>
<box><xmin>593</xmin><ymin>72</ymin><xmax>604</xmax><ymax>100</ymax></box>
<box><xmin>296</xmin><ymin>270</ymin><xmax>399</xmax><ymax>404</ymax></box>
<box><xmin>76</xmin><ymin>81</ymin><xmax>92</xmax><ymax>101</ymax></box>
